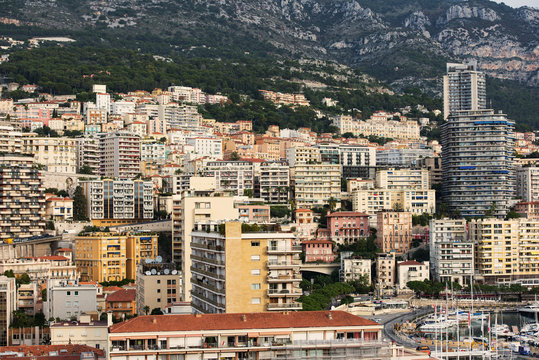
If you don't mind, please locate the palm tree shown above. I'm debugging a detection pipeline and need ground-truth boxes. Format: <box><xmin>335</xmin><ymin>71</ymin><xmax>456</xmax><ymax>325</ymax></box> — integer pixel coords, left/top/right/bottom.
<box><xmin>143</xmin><ymin>306</ymin><xmax>150</xmax><ymax>315</ymax></box>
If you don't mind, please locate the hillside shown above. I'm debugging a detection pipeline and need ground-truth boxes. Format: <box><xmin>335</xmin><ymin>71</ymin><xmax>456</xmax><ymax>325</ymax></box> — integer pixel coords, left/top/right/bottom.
<box><xmin>0</xmin><ymin>0</ymin><xmax>538</xmax><ymax>89</ymax></box>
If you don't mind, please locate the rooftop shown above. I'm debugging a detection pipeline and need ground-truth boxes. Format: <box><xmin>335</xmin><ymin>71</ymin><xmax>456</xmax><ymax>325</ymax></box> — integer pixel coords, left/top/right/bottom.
<box><xmin>110</xmin><ymin>311</ymin><xmax>379</xmax><ymax>333</ymax></box>
<box><xmin>107</xmin><ymin>289</ymin><xmax>136</xmax><ymax>302</ymax></box>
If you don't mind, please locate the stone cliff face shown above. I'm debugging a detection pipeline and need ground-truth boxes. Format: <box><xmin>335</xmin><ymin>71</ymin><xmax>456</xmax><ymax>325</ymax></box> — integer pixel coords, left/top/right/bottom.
<box><xmin>4</xmin><ymin>0</ymin><xmax>539</xmax><ymax>86</ymax></box>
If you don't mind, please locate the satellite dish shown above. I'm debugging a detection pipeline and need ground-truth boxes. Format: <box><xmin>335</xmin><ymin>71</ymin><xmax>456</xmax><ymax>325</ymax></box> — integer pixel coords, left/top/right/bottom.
<box><xmin>145</xmin><ymin>258</ymin><xmax>152</xmax><ymax>264</ymax></box>
<box><xmin>156</xmin><ymin>256</ymin><xmax>163</xmax><ymax>263</ymax></box>
<box><xmin>172</xmin><ymin>270</ymin><xmax>178</xmax><ymax>275</ymax></box>
<box><xmin>151</xmin><ymin>269</ymin><xmax>157</xmax><ymax>275</ymax></box>
<box><xmin>145</xmin><ymin>271</ymin><xmax>151</xmax><ymax>276</ymax></box>
<box><xmin>164</xmin><ymin>269</ymin><xmax>170</xmax><ymax>275</ymax></box>
<box><xmin>157</xmin><ymin>272</ymin><xmax>161</xmax><ymax>275</ymax></box>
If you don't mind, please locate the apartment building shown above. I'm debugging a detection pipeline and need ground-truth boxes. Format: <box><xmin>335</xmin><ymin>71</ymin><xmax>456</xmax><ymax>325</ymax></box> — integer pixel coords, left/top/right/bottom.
<box><xmin>140</xmin><ymin>141</ymin><xmax>166</xmax><ymax>164</ymax></box>
<box><xmin>171</xmin><ymin>191</ymin><xmax>239</xmax><ymax>301</ymax></box>
<box><xmin>376</xmin><ymin>253</ymin><xmax>396</xmax><ymax>292</ymax></box>
<box><xmin>74</xmin><ymin>232</ymin><xmax>158</xmax><ymax>282</ymax></box>
<box><xmin>186</xmin><ymin>137</ymin><xmax>223</xmax><ymax>158</ymax></box>
<box><xmin>286</xmin><ymin>146</ymin><xmax>320</xmax><ymax>167</ymax></box>
<box><xmin>339</xmin><ymin>145</ymin><xmax>377</xmax><ymax>179</ymax></box>
<box><xmin>106</xmin><ymin>289</ymin><xmax>136</xmax><ymax>320</ymax></box>
<box><xmin>76</xmin><ymin>136</ymin><xmax>100</xmax><ymax>174</ymax></box>
<box><xmin>45</xmin><ymin>196</ymin><xmax>73</xmax><ymax>221</ymax></box>
<box><xmin>21</xmin><ymin>135</ymin><xmax>77</xmax><ymax>174</ymax></box>
<box><xmin>517</xmin><ymin>167</ymin><xmax>539</xmax><ymax>202</ymax></box>
<box><xmin>376</xmin><ymin>212</ymin><xmax>412</xmax><ymax>254</ymax></box>
<box><xmin>333</xmin><ymin>115</ymin><xmax>420</xmax><ymax>141</ymax></box>
<box><xmin>441</xmin><ymin>110</ymin><xmax>515</xmax><ymax>218</ymax></box>
<box><xmin>204</xmin><ymin>161</ymin><xmax>254</xmax><ymax>196</ymax></box>
<box><xmin>16</xmin><ymin>283</ymin><xmax>38</xmax><ymax>316</ymax></box>
<box><xmin>443</xmin><ymin>61</ymin><xmax>486</xmax><ymax>119</ymax></box>
<box><xmin>294</xmin><ymin>163</ymin><xmax>341</xmax><ymax>209</ymax></box>
<box><xmin>429</xmin><ymin>219</ymin><xmax>473</xmax><ymax>286</ymax></box>
<box><xmin>99</xmin><ymin>132</ymin><xmax>141</xmax><ymax>179</ymax></box>
<box><xmin>326</xmin><ymin>211</ymin><xmax>370</xmax><ymax>245</ymax></box>
<box><xmin>107</xmin><ymin>311</ymin><xmax>394</xmax><ymax>360</ymax></box>
<box><xmin>471</xmin><ymin>219</ymin><xmax>539</xmax><ymax>285</ymax></box>
<box><xmin>136</xmin><ymin>263</ymin><xmax>182</xmax><ymax>314</ymax></box>
<box><xmin>0</xmin><ymin>154</ymin><xmax>46</xmax><ymax>242</ymax></box>
<box><xmin>514</xmin><ymin>201</ymin><xmax>539</xmax><ymax>219</ymax></box>
<box><xmin>396</xmin><ymin>260</ymin><xmax>429</xmax><ymax>291</ymax></box>
<box><xmin>50</xmin><ymin>314</ymin><xmax>108</xmax><ymax>351</ymax></box>
<box><xmin>44</xmin><ymin>279</ymin><xmax>99</xmax><ymax>320</ymax></box>
<box><xmin>352</xmin><ymin>189</ymin><xmax>435</xmax><ymax>215</ymax></box>
<box><xmin>340</xmin><ymin>257</ymin><xmax>371</xmax><ymax>283</ymax></box>
<box><xmin>237</xmin><ymin>205</ymin><xmax>271</xmax><ymax>223</ymax></box>
<box><xmin>0</xmin><ymin>125</ymin><xmax>22</xmax><ymax>153</ymax></box>
<box><xmin>0</xmin><ymin>254</ymin><xmax>78</xmax><ymax>285</ymax></box>
<box><xmin>376</xmin><ymin>148</ymin><xmax>434</xmax><ymax>168</ymax></box>
<box><xmin>376</xmin><ymin>168</ymin><xmax>429</xmax><ymax>190</ymax></box>
<box><xmin>258</xmin><ymin>160</ymin><xmax>290</xmax><ymax>204</ymax></box>
<box><xmin>302</xmin><ymin>240</ymin><xmax>336</xmax><ymax>263</ymax></box>
<box><xmin>190</xmin><ymin>221</ymin><xmax>302</xmax><ymax>313</ymax></box>
<box><xmin>0</xmin><ymin>276</ymin><xmax>16</xmax><ymax>346</ymax></box>
<box><xmin>81</xmin><ymin>179</ymin><xmax>154</xmax><ymax>226</ymax></box>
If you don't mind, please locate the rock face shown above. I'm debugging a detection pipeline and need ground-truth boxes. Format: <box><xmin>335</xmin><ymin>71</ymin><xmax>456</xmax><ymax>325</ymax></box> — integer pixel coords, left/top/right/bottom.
<box><xmin>3</xmin><ymin>0</ymin><xmax>539</xmax><ymax>87</ymax></box>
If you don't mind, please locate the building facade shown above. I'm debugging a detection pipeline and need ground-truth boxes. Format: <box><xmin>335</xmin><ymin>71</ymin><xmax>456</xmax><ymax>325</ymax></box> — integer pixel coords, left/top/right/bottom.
<box><xmin>136</xmin><ymin>263</ymin><xmax>182</xmax><ymax>314</ymax></box>
<box><xmin>99</xmin><ymin>132</ymin><xmax>141</xmax><ymax>179</ymax></box>
<box><xmin>376</xmin><ymin>212</ymin><xmax>412</xmax><ymax>254</ymax></box>
<box><xmin>294</xmin><ymin>163</ymin><xmax>341</xmax><ymax>209</ymax></box>
<box><xmin>443</xmin><ymin>62</ymin><xmax>486</xmax><ymax>119</ymax></box>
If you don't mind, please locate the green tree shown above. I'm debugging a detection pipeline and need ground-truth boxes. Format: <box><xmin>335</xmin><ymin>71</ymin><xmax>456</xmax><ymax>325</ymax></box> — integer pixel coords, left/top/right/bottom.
<box><xmin>73</xmin><ymin>186</ymin><xmax>88</xmax><ymax>221</ymax></box>
<box><xmin>79</xmin><ymin>165</ymin><xmax>94</xmax><ymax>175</ymax></box>
<box><xmin>151</xmin><ymin>308</ymin><xmax>164</xmax><ymax>315</ymax></box>
<box><xmin>229</xmin><ymin>151</ymin><xmax>240</xmax><ymax>160</ymax></box>
<box><xmin>143</xmin><ymin>306</ymin><xmax>150</xmax><ymax>315</ymax></box>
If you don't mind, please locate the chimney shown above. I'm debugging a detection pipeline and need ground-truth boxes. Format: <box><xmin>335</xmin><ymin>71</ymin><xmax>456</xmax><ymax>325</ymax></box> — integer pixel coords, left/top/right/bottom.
<box><xmin>152</xmin><ymin>318</ymin><xmax>157</xmax><ymax>324</ymax></box>
<box><xmin>327</xmin><ymin>313</ymin><xmax>332</xmax><ymax>320</ymax></box>
<box><xmin>107</xmin><ymin>312</ymin><xmax>113</xmax><ymax>327</ymax></box>
<box><xmin>241</xmin><ymin>315</ymin><xmax>247</xmax><ymax>322</ymax></box>
<box><xmin>195</xmin><ymin>313</ymin><xmax>202</xmax><ymax>318</ymax></box>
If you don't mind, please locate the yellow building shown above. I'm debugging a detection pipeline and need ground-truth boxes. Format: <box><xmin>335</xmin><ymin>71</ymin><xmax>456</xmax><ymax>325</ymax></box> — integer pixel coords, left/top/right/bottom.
<box><xmin>74</xmin><ymin>232</ymin><xmax>158</xmax><ymax>282</ymax></box>
<box><xmin>190</xmin><ymin>221</ymin><xmax>302</xmax><ymax>313</ymax></box>
<box><xmin>293</xmin><ymin>163</ymin><xmax>341</xmax><ymax>209</ymax></box>
<box><xmin>471</xmin><ymin>219</ymin><xmax>539</xmax><ymax>284</ymax></box>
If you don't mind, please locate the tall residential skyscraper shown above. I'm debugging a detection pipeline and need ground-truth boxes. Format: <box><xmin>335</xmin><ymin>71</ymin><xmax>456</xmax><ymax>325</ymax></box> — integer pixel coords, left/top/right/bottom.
<box><xmin>443</xmin><ymin>62</ymin><xmax>486</xmax><ymax>119</ymax></box>
<box><xmin>441</xmin><ymin>109</ymin><xmax>515</xmax><ymax>217</ymax></box>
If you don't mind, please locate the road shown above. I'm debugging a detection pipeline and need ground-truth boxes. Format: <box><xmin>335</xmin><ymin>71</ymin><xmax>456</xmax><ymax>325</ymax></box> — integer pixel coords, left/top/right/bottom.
<box><xmin>364</xmin><ymin>307</ymin><xmax>432</xmax><ymax>349</ymax></box>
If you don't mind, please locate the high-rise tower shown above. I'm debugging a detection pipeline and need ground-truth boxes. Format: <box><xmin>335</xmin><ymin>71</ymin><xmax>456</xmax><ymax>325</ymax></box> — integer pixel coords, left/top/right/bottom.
<box><xmin>443</xmin><ymin>62</ymin><xmax>486</xmax><ymax>119</ymax></box>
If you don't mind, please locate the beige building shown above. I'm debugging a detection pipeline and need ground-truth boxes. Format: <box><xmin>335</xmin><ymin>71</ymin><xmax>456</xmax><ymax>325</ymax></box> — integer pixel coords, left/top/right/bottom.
<box><xmin>376</xmin><ymin>253</ymin><xmax>396</xmax><ymax>293</ymax></box>
<box><xmin>136</xmin><ymin>263</ymin><xmax>182</xmax><ymax>314</ymax></box>
<box><xmin>74</xmin><ymin>232</ymin><xmax>158</xmax><ymax>282</ymax></box>
<box><xmin>286</xmin><ymin>146</ymin><xmax>320</xmax><ymax>167</ymax></box>
<box><xmin>352</xmin><ymin>189</ymin><xmax>435</xmax><ymax>215</ymax></box>
<box><xmin>0</xmin><ymin>276</ymin><xmax>16</xmax><ymax>346</ymax></box>
<box><xmin>17</xmin><ymin>282</ymin><xmax>39</xmax><ymax>316</ymax></box>
<box><xmin>376</xmin><ymin>212</ymin><xmax>412</xmax><ymax>254</ymax></box>
<box><xmin>22</xmin><ymin>135</ymin><xmax>77</xmax><ymax>174</ymax></box>
<box><xmin>50</xmin><ymin>314</ymin><xmax>109</xmax><ymax>351</ymax></box>
<box><xmin>340</xmin><ymin>257</ymin><xmax>372</xmax><ymax>283</ymax></box>
<box><xmin>190</xmin><ymin>221</ymin><xmax>302</xmax><ymax>313</ymax></box>
<box><xmin>333</xmin><ymin>114</ymin><xmax>420</xmax><ymax>141</ymax></box>
<box><xmin>0</xmin><ymin>125</ymin><xmax>22</xmax><ymax>153</ymax></box>
<box><xmin>0</xmin><ymin>255</ymin><xmax>78</xmax><ymax>285</ymax></box>
<box><xmin>172</xmin><ymin>190</ymin><xmax>239</xmax><ymax>301</ymax></box>
<box><xmin>294</xmin><ymin>163</ymin><xmax>341</xmax><ymax>209</ymax></box>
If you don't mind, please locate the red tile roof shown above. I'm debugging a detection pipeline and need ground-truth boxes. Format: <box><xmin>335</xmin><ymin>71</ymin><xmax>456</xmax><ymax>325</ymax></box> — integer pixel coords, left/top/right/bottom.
<box><xmin>103</xmin><ymin>286</ymin><xmax>123</xmax><ymax>293</ymax></box>
<box><xmin>398</xmin><ymin>260</ymin><xmax>424</xmax><ymax>266</ymax></box>
<box><xmin>110</xmin><ymin>311</ymin><xmax>379</xmax><ymax>333</ymax></box>
<box><xmin>327</xmin><ymin>211</ymin><xmax>369</xmax><ymax>217</ymax></box>
<box><xmin>107</xmin><ymin>289</ymin><xmax>136</xmax><ymax>302</ymax></box>
<box><xmin>0</xmin><ymin>344</ymin><xmax>104</xmax><ymax>358</ymax></box>
<box><xmin>56</xmin><ymin>248</ymin><xmax>72</xmax><ymax>252</ymax></box>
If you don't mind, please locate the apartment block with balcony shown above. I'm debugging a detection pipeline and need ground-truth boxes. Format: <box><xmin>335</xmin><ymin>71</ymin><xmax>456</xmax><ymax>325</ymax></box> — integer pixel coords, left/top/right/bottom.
<box><xmin>294</xmin><ymin>163</ymin><xmax>341</xmax><ymax>209</ymax></box>
<box><xmin>237</xmin><ymin>205</ymin><xmax>271</xmax><ymax>223</ymax></box>
<box><xmin>190</xmin><ymin>221</ymin><xmax>302</xmax><ymax>314</ymax></box>
<box><xmin>0</xmin><ymin>154</ymin><xmax>46</xmax><ymax>242</ymax></box>
<box><xmin>16</xmin><ymin>283</ymin><xmax>38</xmax><ymax>316</ymax></box>
<box><xmin>517</xmin><ymin>167</ymin><xmax>539</xmax><ymax>202</ymax></box>
<box><xmin>76</xmin><ymin>136</ymin><xmax>100</xmax><ymax>174</ymax></box>
<box><xmin>352</xmin><ymin>189</ymin><xmax>436</xmax><ymax>216</ymax></box>
<box><xmin>258</xmin><ymin>160</ymin><xmax>290</xmax><ymax>204</ymax></box>
<box><xmin>340</xmin><ymin>257</ymin><xmax>371</xmax><ymax>283</ymax></box>
<box><xmin>74</xmin><ymin>232</ymin><xmax>158</xmax><ymax>282</ymax></box>
<box><xmin>0</xmin><ymin>254</ymin><xmax>78</xmax><ymax>285</ymax></box>
<box><xmin>136</xmin><ymin>263</ymin><xmax>182</xmax><ymax>314</ymax></box>
<box><xmin>99</xmin><ymin>132</ymin><xmax>141</xmax><ymax>179</ymax></box>
<box><xmin>107</xmin><ymin>311</ymin><xmax>394</xmax><ymax>360</ymax></box>
<box><xmin>326</xmin><ymin>211</ymin><xmax>370</xmax><ymax>245</ymax></box>
<box><xmin>204</xmin><ymin>161</ymin><xmax>254</xmax><ymax>196</ymax></box>
<box><xmin>429</xmin><ymin>219</ymin><xmax>473</xmax><ymax>286</ymax></box>
<box><xmin>376</xmin><ymin>212</ymin><xmax>412</xmax><ymax>254</ymax></box>
<box><xmin>44</xmin><ymin>279</ymin><xmax>99</xmax><ymax>321</ymax></box>
<box><xmin>0</xmin><ymin>276</ymin><xmax>16</xmax><ymax>346</ymax></box>
<box><xmin>376</xmin><ymin>253</ymin><xmax>396</xmax><ymax>292</ymax></box>
<box><xmin>81</xmin><ymin>179</ymin><xmax>154</xmax><ymax>226</ymax></box>
<box><xmin>376</xmin><ymin>168</ymin><xmax>429</xmax><ymax>190</ymax></box>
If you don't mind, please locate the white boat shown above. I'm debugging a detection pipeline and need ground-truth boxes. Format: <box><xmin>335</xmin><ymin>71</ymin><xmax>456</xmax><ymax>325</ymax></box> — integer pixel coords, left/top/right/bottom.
<box><xmin>520</xmin><ymin>322</ymin><xmax>539</xmax><ymax>334</ymax></box>
<box><xmin>492</xmin><ymin>324</ymin><xmax>515</xmax><ymax>338</ymax></box>
<box><xmin>419</xmin><ymin>318</ymin><xmax>457</xmax><ymax>332</ymax></box>
<box><xmin>518</xmin><ymin>301</ymin><xmax>539</xmax><ymax>314</ymax></box>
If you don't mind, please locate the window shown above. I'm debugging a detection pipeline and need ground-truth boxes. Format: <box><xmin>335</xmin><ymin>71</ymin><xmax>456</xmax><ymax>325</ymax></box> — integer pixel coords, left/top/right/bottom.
<box><xmin>251</xmin><ymin>269</ymin><xmax>260</xmax><ymax>275</ymax></box>
<box><xmin>251</xmin><ymin>255</ymin><xmax>260</xmax><ymax>261</ymax></box>
<box><xmin>251</xmin><ymin>297</ymin><xmax>261</xmax><ymax>304</ymax></box>
<box><xmin>75</xmin><ymin>291</ymin><xmax>78</xmax><ymax>295</ymax></box>
<box><xmin>157</xmin><ymin>289</ymin><xmax>161</xmax><ymax>293</ymax></box>
<box><xmin>251</xmin><ymin>241</ymin><xmax>260</xmax><ymax>247</ymax></box>
<box><xmin>157</xmin><ymin>280</ymin><xmax>161</xmax><ymax>284</ymax></box>
<box><xmin>251</xmin><ymin>283</ymin><xmax>261</xmax><ymax>290</ymax></box>
<box><xmin>66</xmin><ymin>291</ymin><xmax>71</xmax><ymax>296</ymax></box>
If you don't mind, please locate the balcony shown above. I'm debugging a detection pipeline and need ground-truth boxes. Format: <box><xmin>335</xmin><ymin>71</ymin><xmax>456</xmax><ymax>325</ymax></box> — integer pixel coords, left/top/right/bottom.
<box><xmin>267</xmin><ymin>275</ymin><xmax>301</xmax><ymax>283</ymax></box>
<box><xmin>267</xmin><ymin>302</ymin><xmax>302</xmax><ymax>310</ymax></box>
<box><xmin>267</xmin><ymin>246</ymin><xmax>302</xmax><ymax>254</ymax></box>
<box><xmin>268</xmin><ymin>288</ymin><xmax>302</xmax><ymax>297</ymax></box>
<box><xmin>267</xmin><ymin>260</ymin><xmax>301</xmax><ymax>269</ymax></box>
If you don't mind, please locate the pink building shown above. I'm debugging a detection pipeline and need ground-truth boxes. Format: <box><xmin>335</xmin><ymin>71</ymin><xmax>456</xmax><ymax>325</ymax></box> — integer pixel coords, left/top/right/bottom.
<box><xmin>326</xmin><ymin>211</ymin><xmax>370</xmax><ymax>245</ymax></box>
<box><xmin>237</xmin><ymin>205</ymin><xmax>271</xmax><ymax>222</ymax></box>
<box><xmin>301</xmin><ymin>240</ymin><xmax>336</xmax><ymax>263</ymax></box>
<box><xmin>514</xmin><ymin>201</ymin><xmax>539</xmax><ymax>219</ymax></box>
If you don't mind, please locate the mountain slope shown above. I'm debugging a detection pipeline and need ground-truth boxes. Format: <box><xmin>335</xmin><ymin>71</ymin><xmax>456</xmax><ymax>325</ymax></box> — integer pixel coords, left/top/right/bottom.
<box><xmin>1</xmin><ymin>0</ymin><xmax>537</xmax><ymax>89</ymax></box>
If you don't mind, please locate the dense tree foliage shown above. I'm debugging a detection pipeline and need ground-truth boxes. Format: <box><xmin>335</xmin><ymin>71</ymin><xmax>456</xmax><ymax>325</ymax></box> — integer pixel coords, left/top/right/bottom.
<box><xmin>73</xmin><ymin>186</ymin><xmax>88</xmax><ymax>221</ymax></box>
<box><xmin>298</xmin><ymin>282</ymin><xmax>355</xmax><ymax>311</ymax></box>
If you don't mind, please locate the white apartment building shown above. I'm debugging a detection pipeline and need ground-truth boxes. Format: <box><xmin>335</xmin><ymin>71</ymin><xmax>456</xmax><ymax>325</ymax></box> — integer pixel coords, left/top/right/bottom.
<box><xmin>22</xmin><ymin>135</ymin><xmax>77</xmax><ymax>174</ymax></box>
<box><xmin>186</xmin><ymin>137</ymin><xmax>223</xmax><ymax>158</ymax></box>
<box><xmin>352</xmin><ymin>189</ymin><xmax>435</xmax><ymax>215</ymax></box>
<box><xmin>0</xmin><ymin>276</ymin><xmax>16</xmax><ymax>346</ymax></box>
<box><xmin>0</xmin><ymin>125</ymin><xmax>22</xmax><ymax>153</ymax></box>
<box><xmin>111</xmin><ymin>100</ymin><xmax>136</xmax><ymax>115</ymax></box>
<box><xmin>517</xmin><ymin>167</ymin><xmax>539</xmax><ymax>202</ymax></box>
<box><xmin>376</xmin><ymin>253</ymin><xmax>396</xmax><ymax>292</ymax></box>
<box><xmin>294</xmin><ymin>163</ymin><xmax>341</xmax><ymax>209</ymax></box>
<box><xmin>95</xmin><ymin>93</ymin><xmax>111</xmax><ymax>113</ymax></box>
<box><xmin>376</xmin><ymin>148</ymin><xmax>434</xmax><ymax>167</ymax></box>
<box><xmin>76</xmin><ymin>136</ymin><xmax>100</xmax><ymax>174</ymax></box>
<box><xmin>340</xmin><ymin>257</ymin><xmax>372</xmax><ymax>283</ymax></box>
<box><xmin>50</xmin><ymin>314</ymin><xmax>109</xmax><ymax>351</ymax></box>
<box><xmin>81</xmin><ymin>179</ymin><xmax>154</xmax><ymax>225</ymax></box>
<box><xmin>159</xmin><ymin>104</ymin><xmax>201</xmax><ymax>131</ymax></box>
<box><xmin>397</xmin><ymin>260</ymin><xmax>429</xmax><ymax>291</ymax></box>
<box><xmin>204</xmin><ymin>160</ymin><xmax>254</xmax><ymax>196</ymax></box>
<box><xmin>333</xmin><ymin>114</ymin><xmax>420</xmax><ymax>141</ymax></box>
<box><xmin>0</xmin><ymin>256</ymin><xmax>79</xmax><ymax>285</ymax></box>
<box><xmin>286</xmin><ymin>146</ymin><xmax>321</xmax><ymax>167</ymax></box>
<box><xmin>99</xmin><ymin>132</ymin><xmax>141</xmax><ymax>179</ymax></box>
<box><xmin>44</xmin><ymin>279</ymin><xmax>99</xmax><ymax>321</ymax></box>
<box><xmin>259</xmin><ymin>160</ymin><xmax>290</xmax><ymax>204</ymax></box>
<box><xmin>339</xmin><ymin>145</ymin><xmax>376</xmax><ymax>167</ymax></box>
<box><xmin>141</xmin><ymin>141</ymin><xmax>167</xmax><ymax>163</ymax></box>
<box><xmin>429</xmin><ymin>219</ymin><xmax>473</xmax><ymax>286</ymax></box>
<box><xmin>376</xmin><ymin>168</ymin><xmax>429</xmax><ymax>190</ymax></box>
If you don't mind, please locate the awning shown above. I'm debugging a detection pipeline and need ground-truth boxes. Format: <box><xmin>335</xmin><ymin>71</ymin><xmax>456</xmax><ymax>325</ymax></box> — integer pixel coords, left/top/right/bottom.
<box><xmin>259</xmin><ymin>332</ymin><xmax>291</xmax><ymax>336</ymax></box>
<box><xmin>185</xmin><ymin>334</ymin><xmax>202</xmax><ymax>338</ymax></box>
<box><xmin>128</xmin><ymin>335</ymin><xmax>157</xmax><ymax>340</ymax></box>
<box><xmin>109</xmin><ymin>336</ymin><xmax>127</xmax><ymax>341</ymax></box>
<box><xmin>247</xmin><ymin>333</ymin><xmax>259</xmax><ymax>337</ymax></box>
